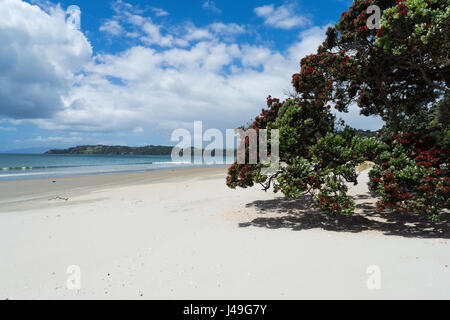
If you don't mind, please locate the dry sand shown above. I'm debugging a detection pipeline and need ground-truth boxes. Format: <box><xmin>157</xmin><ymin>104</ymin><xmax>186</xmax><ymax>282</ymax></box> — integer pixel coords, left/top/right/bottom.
<box><xmin>0</xmin><ymin>166</ymin><xmax>449</xmax><ymax>299</ymax></box>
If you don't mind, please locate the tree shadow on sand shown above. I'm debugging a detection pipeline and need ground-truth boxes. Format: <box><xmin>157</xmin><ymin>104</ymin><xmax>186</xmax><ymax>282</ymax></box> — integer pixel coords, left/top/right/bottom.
<box><xmin>239</xmin><ymin>194</ymin><xmax>450</xmax><ymax>239</ymax></box>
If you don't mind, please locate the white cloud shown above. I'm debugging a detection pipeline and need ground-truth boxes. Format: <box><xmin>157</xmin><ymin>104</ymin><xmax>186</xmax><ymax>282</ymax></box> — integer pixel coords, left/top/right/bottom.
<box><xmin>151</xmin><ymin>7</ymin><xmax>169</xmax><ymax>17</ymax></box>
<box><xmin>99</xmin><ymin>19</ymin><xmax>124</xmax><ymax>36</ymax></box>
<box><xmin>126</xmin><ymin>13</ymin><xmax>146</xmax><ymax>26</ymax></box>
<box><xmin>0</xmin><ymin>0</ymin><xmax>92</xmax><ymax>119</ymax></box>
<box><xmin>21</xmin><ymin>135</ymin><xmax>84</xmax><ymax>144</ymax></box>
<box><xmin>112</xmin><ymin>0</ymin><xmax>136</xmax><ymax>15</ymax></box>
<box><xmin>141</xmin><ymin>21</ymin><xmax>174</xmax><ymax>46</ymax></box>
<box><xmin>1</xmin><ymin>1</ymin><xmax>340</xmax><ymax>139</ymax></box>
<box><xmin>31</xmin><ymin>26</ymin><xmax>328</xmax><ymax>135</ymax></box>
<box><xmin>254</xmin><ymin>4</ymin><xmax>309</xmax><ymax>29</ymax></box>
<box><xmin>0</xmin><ymin>126</ymin><xmax>17</xmax><ymax>132</ymax></box>
<box><xmin>202</xmin><ymin>1</ymin><xmax>222</xmax><ymax>14</ymax></box>
<box><xmin>287</xmin><ymin>26</ymin><xmax>331</xmax><ymax>59</ymax></box>
<box><xmin>182</xmin><ymin>22</ymin><xmax>245</xmax><ymax>43</ymax></box>
<box><xmin>14</xmin><ymin>136</ymin><xmax>83</xmax><ymax>147</ymax></box>
<box><xmin>99</xmin><ymin>1</ymin><xmax>173</xmax><ymax>46</ymax></box>
<box><xmin>209</xmin><ymin>22</ymin><xmax>245</xmax><ymax>36</ymax></box>
<box><xmin>98</xmin><ymin>2</ymin><xmax>244</xmax><ymax>48</ymax></box>
<box><xmin>184</xmin><ymin>24</ymin><xmax>214</xmax><ymax>42</ymax></box>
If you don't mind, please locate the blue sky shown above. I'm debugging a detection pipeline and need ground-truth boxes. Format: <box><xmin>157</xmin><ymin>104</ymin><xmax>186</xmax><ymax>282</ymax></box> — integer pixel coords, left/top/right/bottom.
<box><xmin>0</xmin><ymin>0</ymin><xmax>382</xmax><ymax>152</ymax></box>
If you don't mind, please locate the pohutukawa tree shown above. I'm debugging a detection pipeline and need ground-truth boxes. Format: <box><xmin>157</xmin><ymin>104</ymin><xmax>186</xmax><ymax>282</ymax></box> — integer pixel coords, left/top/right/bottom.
<box><xmin>226</xmin><ymin>0</ymin><xmax>449</xmax><ymax>218</ymax></box>
<box><xmin>310</xmin><ymin>0</ymin><xmax>448</xmax><ymax>133</ymax></box>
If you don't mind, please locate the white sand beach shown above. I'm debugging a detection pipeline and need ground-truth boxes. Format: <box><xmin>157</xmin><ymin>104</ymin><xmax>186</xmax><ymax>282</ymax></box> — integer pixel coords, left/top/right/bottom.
<box><xmin>0</xmin><ymin>166</ymin><xmax>449</xmax><ymax>299</ymax></box>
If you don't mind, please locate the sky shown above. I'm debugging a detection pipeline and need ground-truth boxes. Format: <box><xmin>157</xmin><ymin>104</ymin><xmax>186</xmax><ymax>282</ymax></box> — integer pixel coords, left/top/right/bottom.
<box><xmin>0</xmin><ymin>0</ymin><xmax>383</xmax><ymax>152</ymax></box>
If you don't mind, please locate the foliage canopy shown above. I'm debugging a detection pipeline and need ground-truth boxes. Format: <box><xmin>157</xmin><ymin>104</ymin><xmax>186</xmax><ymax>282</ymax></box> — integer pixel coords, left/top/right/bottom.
<box><xmin>226</xmin><ymin>0</ymin><xmax>449</xmax><ymax>218</ymax></box>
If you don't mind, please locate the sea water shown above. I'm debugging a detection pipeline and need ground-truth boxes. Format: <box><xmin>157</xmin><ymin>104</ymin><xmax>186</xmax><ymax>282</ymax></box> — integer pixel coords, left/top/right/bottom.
<box><xmin>0</xmin><ymin>153</ymin><xmax>214</xmax><ymax>181</ymax></box>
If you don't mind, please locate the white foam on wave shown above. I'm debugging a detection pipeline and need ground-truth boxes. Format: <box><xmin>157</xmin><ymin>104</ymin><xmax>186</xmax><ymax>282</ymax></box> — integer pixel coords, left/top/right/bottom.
<box><xmin>0</xmin><ymin>171</ymin><xmax>60</xmax><ymax>178</ymax></box>
<box><xmin>152</xmin><ymin>161</ymin><xmax>192</xmax><ymax>165</ymax></box>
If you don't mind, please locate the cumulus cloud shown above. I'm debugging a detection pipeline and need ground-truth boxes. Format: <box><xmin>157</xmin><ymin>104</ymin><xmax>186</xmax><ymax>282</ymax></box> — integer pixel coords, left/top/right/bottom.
<box><xmin>141</xmin><ymin>21</ymin><xmax>175</xmax><ymax>47</ymax></box>
<box><xmin>34</xmin><ymin>25</ymin><xmax>328</xmax><ymax>135</ymax></box>
<box><xmin>1</xmin><ymin>0</ymin><xmax>336</xmax><ymax>140</ymax></box>
<box><xmin>0</xmin><ymin>0</ymin><xmax>92</xmax><ymax>119</ymax></box>
<box><xmin>183</xmin><ymin>24</ymin><xmax>214</xmax><ymax>42</ymax></box>
<box><xmin>254</xmin><ymin>4</ymin><xmax>309</xmax><ymax>29</ymax></box>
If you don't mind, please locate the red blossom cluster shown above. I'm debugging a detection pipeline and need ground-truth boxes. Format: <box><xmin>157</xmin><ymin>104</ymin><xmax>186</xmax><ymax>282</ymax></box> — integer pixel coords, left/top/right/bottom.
<box><xmin>250</xmin><ymin>96</ymin><xmax>283</xmax><ymax>130</ymax></box>
<box><xmin>336</xmin><ymin>0</ymin><xmax>383</xmax><ymax>40</ymax></box>
<box><xmin>376</xmin><ymin>27</ymin><xmax>384</xmax><ymax>38</ymax></box>
<box><xmin>226</xmin><ymin>96</ymin><xmax>284</xmax><ymax>189</ymax></box>
<box><xmin>291</xmin><ymin>51</ymin><xmax>359</xmax><ymax>112</ymax></box>
<box><xmin>369</xmin><ymin>132</ymin><xmax>450</xmax><ymax>217</ymax></box>
<box><xmin>396</xmin><ymin>0</ymin><xmax>409</xmax><ymax>17</ymax></box>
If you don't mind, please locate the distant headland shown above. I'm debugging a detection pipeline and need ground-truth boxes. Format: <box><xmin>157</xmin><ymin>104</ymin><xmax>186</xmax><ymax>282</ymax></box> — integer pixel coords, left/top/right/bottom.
<box><xmin>45</xmin><ymin>145</ymin><xmax>183</xmax><ymax>155</ymax></box>
<box><xmin>44</xmin><ymin>145</ymin><xmax>235</xmax><ymax>156</ymax></box>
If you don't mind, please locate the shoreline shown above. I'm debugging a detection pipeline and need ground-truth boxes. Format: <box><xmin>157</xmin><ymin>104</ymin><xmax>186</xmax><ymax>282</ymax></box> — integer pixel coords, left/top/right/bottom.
<box><xmin>0</xmin><ymin>158</ymin><xmax>229</xmax><ymax>182</ymax></box>
<box><xmin>0</xmin><ymin>165</ymin><xmax>228</xmax><ymax>212</ymax></box>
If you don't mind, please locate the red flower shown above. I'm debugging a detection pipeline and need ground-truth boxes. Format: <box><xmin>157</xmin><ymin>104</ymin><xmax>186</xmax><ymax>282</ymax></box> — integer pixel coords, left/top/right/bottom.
<box><xmin>376</xmin><ymin>27</ymin><xmax>385</xmax><ymax>38</ymax></box>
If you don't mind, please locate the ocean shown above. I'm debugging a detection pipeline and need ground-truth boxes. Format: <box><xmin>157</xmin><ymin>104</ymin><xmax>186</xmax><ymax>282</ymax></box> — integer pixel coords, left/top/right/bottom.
<box><xmin>0</xmin><ymin>153</ymin><xmax>222</xmax><ymax>181</ymax></box>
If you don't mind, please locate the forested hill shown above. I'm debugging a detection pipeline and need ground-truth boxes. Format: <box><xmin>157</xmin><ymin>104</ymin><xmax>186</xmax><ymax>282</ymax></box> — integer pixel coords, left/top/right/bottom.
<box><xmin>45</xmin><ymin>145</ymin><xmax>181</xmax><ymax>155</ymax></box>
<box><xmin>44</xmin><ymin>145</ymin><xmax>235</xmax><ymax>156</ymax></box>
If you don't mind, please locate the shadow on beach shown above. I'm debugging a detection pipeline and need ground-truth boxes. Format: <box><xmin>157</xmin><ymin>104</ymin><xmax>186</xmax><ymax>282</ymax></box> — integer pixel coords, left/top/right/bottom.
<box><xmin>240</xmin><ymin>194</ymin><xmax>450</xmax><ymax>239</ymax></box>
